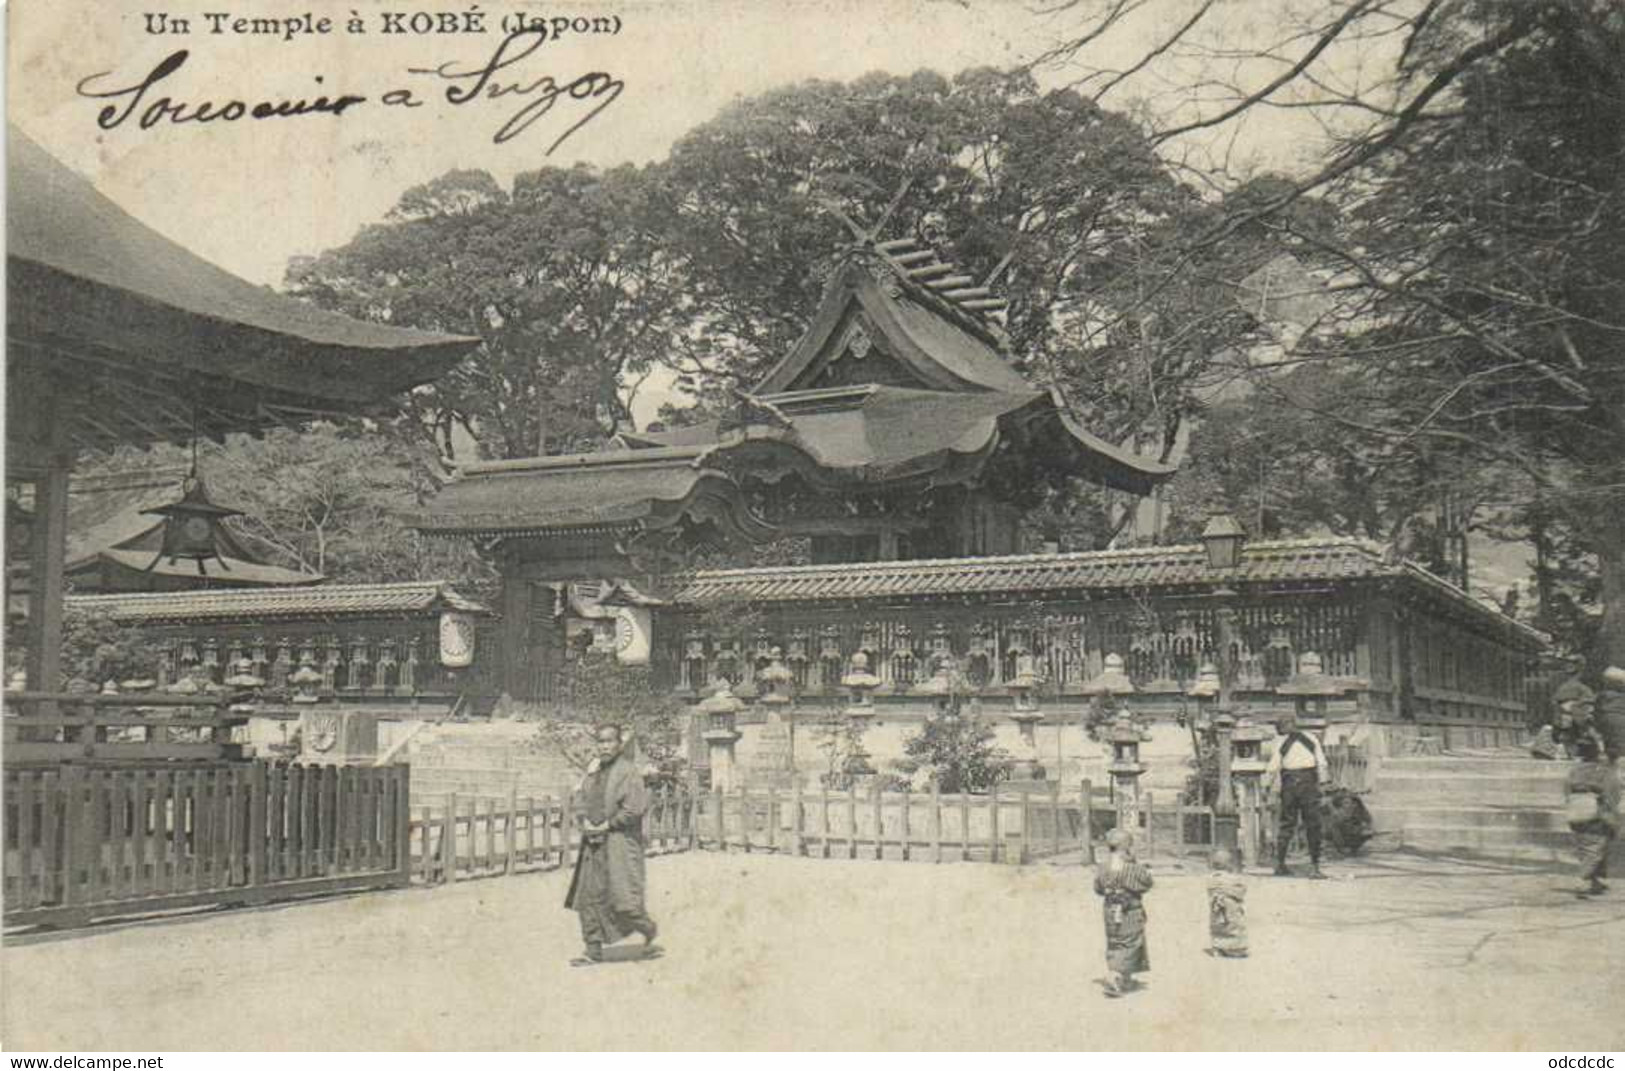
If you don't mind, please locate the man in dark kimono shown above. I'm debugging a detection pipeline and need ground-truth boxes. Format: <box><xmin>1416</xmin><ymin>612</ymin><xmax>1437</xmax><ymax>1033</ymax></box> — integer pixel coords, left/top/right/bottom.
<box><xmin>564</xmin><ymin>724</ymin><xmax>659</xmax><ymax>965</ymax></box>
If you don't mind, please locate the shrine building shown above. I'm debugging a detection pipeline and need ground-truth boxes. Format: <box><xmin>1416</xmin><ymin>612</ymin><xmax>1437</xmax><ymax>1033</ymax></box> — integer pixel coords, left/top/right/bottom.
<box><xmin>412</xmin><ymin>236</ymin><xmax>1545</xmax><ymax>765</ymax></box>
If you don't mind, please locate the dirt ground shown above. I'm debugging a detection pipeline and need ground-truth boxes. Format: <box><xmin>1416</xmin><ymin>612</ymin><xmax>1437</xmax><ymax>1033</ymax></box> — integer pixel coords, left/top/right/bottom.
<box><xmin>3</xmin><ymin>850</ymin><xmax>1623</xmax><ymax>1051</ymax></box>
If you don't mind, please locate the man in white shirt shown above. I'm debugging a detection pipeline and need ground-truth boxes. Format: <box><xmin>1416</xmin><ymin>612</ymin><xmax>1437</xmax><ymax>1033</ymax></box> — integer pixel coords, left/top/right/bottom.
<box><xmin>1265</xmin><ymin>711</ymin><xmax>1330</xmax><ymax>879</ymax></box>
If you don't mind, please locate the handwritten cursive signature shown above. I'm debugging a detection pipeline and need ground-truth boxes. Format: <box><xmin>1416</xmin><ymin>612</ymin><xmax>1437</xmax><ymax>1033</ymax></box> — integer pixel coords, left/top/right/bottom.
<box><xmin>407</xmin><ymin>29</ymin><xmax>624</xmax><ymax>152</ymax></box>
<box><xmin>74</xmin><ymin>29</ymin><xmax>621</xmax><ymax>153</ymax></box>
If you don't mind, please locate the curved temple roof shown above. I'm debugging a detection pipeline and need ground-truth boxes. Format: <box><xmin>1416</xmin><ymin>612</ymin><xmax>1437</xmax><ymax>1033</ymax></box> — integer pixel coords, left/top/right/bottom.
<box><xmin>6</xmin><ymin>127</ymin><xmax>482</xmax><ymax>452</ymax></box>
<box><xmin>413</xmin><ymin>241</ymin><xmax>1174</xmax><ymax>542</ymax></box>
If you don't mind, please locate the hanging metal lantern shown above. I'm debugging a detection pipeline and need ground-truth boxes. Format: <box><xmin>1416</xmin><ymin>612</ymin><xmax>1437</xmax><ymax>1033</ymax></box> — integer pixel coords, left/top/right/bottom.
<box><xmin>143</xmin><ymin>474</ymin><xmax>242</xmax><ymax>575</ymax></box>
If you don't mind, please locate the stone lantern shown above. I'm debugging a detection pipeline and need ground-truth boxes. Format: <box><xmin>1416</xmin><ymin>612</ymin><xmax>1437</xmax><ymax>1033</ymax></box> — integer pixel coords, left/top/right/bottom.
<box><xmin>1006</xmin><ymin>652</ymin><xmax>1047</xmax><ymax>782</ymax></box>
<box><xmin>916</xmin><ymin>652</ymin><xmax>966</xmax><ymax>717</ymax></box>
<box><xmin>757</xmin><ymin>646</ymin><xmax>794</xmax><ymax>705</ymax></box>
<box><xmin>223</xmin><ymin>657</ymin><xmax>265</xmax><ymax>727</ymax></box>
<box><xmin>1229</xmin><ymin>716</ymin><xmax>1272</xmax><ymax>866</ymax></box>
<box><xmin>224</xmin><ymin>656</ymin><xmax>264</xmax><ymax>694</ymax></box>
<box><xmin>289</xmin><ymin>663</ymin><xmax>325</xmax><ymax>705</ymax></box>
<box><xmin>840</xmin><ymin>651</ymin><xmax>882</xmax><ymax>777</ymax></box>
<box><xmin>1276</xmin><ymin>651</ymin><xmax>1348</xmax><ymax>740</ymax></box>
<box><xmin>1080</xmin><ymin>652</ymin><xmax>1136</xmax><ymax>740</ymax></box>
<box><xmin>1106</xmin><ymin>715</ymin><xmax>1148</xmax><ymax>846</ymax></box>
<box><xmin>1187</xmin><ymin>662</ymin><xmax>1221</xmax><ymax>731</ymax></box>
<box><xmin>748</xmin><ymin>647</ymin><xmax>798</xmax><ymax>789</ymax></box>
<box><xmin>698</xmin><ymin>680</ymin><xmax>745</xmax><ymax>791</ymax></box>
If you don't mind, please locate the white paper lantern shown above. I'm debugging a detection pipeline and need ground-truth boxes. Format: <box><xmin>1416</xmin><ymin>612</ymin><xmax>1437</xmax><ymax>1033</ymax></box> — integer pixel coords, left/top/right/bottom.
<box><xmin>439</xmin><ymin>611</ymin><xmax>477</xmax><ymax>668</ymax></box>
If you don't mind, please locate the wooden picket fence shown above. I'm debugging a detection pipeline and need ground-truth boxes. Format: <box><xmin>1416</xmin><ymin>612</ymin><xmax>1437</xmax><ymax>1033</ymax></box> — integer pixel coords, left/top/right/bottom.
<box><xmin>684</xmin><ymin>781</ymin><xmax>1273</xmax><ymax>865</ymax></box>
<box><xmin>3</xmin><ymin>761</ymin><xmax>411</xmax><ymax>929</ymax></box>
<box><xmin>409</xmin><ymin>786</ymin><xmax>697</xmax><ymax>884</ymax></box>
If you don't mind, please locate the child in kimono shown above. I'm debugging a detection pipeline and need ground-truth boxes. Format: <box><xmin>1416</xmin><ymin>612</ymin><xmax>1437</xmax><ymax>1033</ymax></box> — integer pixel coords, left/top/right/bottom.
<box><xmin>1093</xmin><ymin>828</ymin><xmax>1154</xmax><ymax>997</ymax></box>
<box><xmin>1207</xmin><ymin>848</ymin><xmax>1249</xmax><ymax>958</ymax></box>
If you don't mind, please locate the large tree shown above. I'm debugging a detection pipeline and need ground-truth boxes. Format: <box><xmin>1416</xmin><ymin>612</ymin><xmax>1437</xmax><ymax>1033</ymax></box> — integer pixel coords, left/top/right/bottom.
<box><xmin>1036</xmin><ymin>0</ymin><xmax>1625</xmax><ymax>663</ymax></box>
<box><xmin>657</xmin><ymin>68</ymin><xmax>1271</xmax><ymax>465</ymax></box>
<box><xmin>285</xmin><ymin>164</ymin><xmax>684</xmax><ymax>460</ymax></box>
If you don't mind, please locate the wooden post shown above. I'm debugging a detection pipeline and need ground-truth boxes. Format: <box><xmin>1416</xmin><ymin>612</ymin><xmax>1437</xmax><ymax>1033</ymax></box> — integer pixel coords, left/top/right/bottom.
<box><xmin>561</xmin><ymin>793</ymin><xmax>576</xmax><ymax>866</ymax></box>
<box><xmin>186</xmin><ymin>768</ymin><xmax>205</xmax><ymax>892</ymax></box>
<box><xmin>60</xmin><ymin>766</ymin><xmax>88</xmax><ymax>908</ymax></box>
<box><xmin>819</xmin><ymin>786</ymin><xmax>831</xmax><ymax>858</ymax></box>
<box><xmin>524</xmin><ymin>796</ymin><xmax>536</xmax><ymax>866</ymax></box>
<box><xmin>441</xmin><ymin>792</ymin><xmax>458</xmax><ymax>883</ymax></box>
<box><xmin>930</xmin><ymin>782</ymin><xmax>942</xmax><ymax>864</ymax></box>
<box><xmin>789</xmin><ymin>780</ymin><xmax>803</xmax><ymax>857</ymax></box>
<box><xmin>899</xmin><ymin>788</ymin><xmax>911</xmax><ymax>862</ymax></box>
<box><xmin>741</xmin><ymin>786</ymin><xmax>753</xmax><ymax>854</ymax></box>
<box><xmin>712</xmin><ymin>784</ymin><xmax>724</xmax><ymax>851</ymax></box>
<box><xmin>323</xmin><ymin>767</ymin><xmax>340</xmax><ymax>877</ymax></box>
<box><xmin>394</xmin><ymin>767</ymin><xmax>411</xmax><ymax>885</ymax></box>
<box><xmin>505</xmin><ymin>790</ymin><xmax>518</xmax><ymax>875</ymax></box>
<box><xmin>498</xmin><ymin>556</ymin><xmax>532</xmax><ymax>701</ymax></box>
<box><xmin>765</xmin><ymin>786</ymin><xmax>779</xmax><ymax>853</ymax></box>
<box><xmin>987</xmin><ymin>787</ymin><xmax>1000</xmax><ymax>864</ymax></box>
<box><xmin>1144</xmin><ymin>790</ymin><xmax>1155</xmax><ymax>860</ymax></box>
<box><xmin>540</xmin><ymin>795</ymin><xmax>554</xmax><ymax>865</ymax></box>
<box><xmin>1049</xmin><ymin>780</ymin><xmax>1062</xmax><ymax>859</ymax></box>
<box><xmin>417</xmin><ymin>806</ymin><xmax>434</xmax><ymax>884</ymax></box>
<box><xmin>847</xmin><ymin>783</ymin><xmax>858</xmax><ymax>860</ymax></box>
<box><xmin>247</xmin><ymin>767</ymin><xmax>266</xmax><ymax>890</ymax></box>
<box><xmin>1081</xmin><ymin>779</ymin><xmax>1093</xmax><ymax>862</ymax></box>
<box><xmin>1019</xmin><ymin>789</ymin><xmax>1031</xmax><ymax>865</ymax></box>
<box><xmin>11</xmin><ymin>772</ymin><xmax>35</xmax><ymax>911</ymax></box>
<box><xmin>872</xmin><ymin>782</ymin><xmax>884</xmax><ymax>861</ymax></box>
<box><xmin>960</xmin><ymin>790</ymin><xmax>971</xmax><ymax>862</ymax></box>
<box><xmin>40</xmin><ymin>770</ymin><xmax>63</xmax><ymax>906</ymax></box>
<box><xmin>153</xmin><ymin>768</ymin><xmax>174</xmax><ymax>894</ymax></box>
<box><xmin>130</xmin><ymin>769</ymin><xmax>151</xmax><ymax>896</ymax></box>
<box><xmin>23</xmin><ymin>395</ymin><xmax>71</xmax><ymax>697</ymax></box>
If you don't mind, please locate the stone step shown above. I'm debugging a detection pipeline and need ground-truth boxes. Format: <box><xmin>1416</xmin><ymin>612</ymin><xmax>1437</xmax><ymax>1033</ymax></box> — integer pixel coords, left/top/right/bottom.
<box><xmin>1367</xmin><ymin>804</ymin><xmax>1570</xmax><ymax>834</ymax></box>
<box><xmin>1370</xmin><ymin>774</ymin><xmax>1567</xmax><ymax>805</ymax></box>
<box><xmin>1389</xmin><ymin>822</ymin><xmax>1577</xmax><ymax>862</ymax></box>
<box><xmin>1377</xmin><ymin>757</ymin><xmax>1566</xmax><ymax>775</ymax></box>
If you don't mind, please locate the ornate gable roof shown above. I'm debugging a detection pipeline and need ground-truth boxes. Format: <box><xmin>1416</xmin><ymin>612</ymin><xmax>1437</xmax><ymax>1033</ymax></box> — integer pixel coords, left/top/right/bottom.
<box><xmin>752</xmin><ymin>255</ymin><xmax>1032</xmax><ymax>396</ymax></box>
<box><xmin>415</xmin><ymin>236</ymin><xmax>1176</xmax><ymax>542</ymax></box>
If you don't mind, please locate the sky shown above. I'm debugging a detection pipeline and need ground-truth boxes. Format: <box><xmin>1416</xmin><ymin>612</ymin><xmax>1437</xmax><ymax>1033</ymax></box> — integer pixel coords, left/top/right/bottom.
<box><xmin>9</xmin><ymin>0</ymin><xmax>1344</xmax><ymax>428</ymax></box>
<box><xmin>8</xmin><ymin>0</ymin><xmax>1338</xmax><ymax>287</ymax></box>
<box><xmin>7</xmin><ymin>0</ymin><xmax>1528</xmax><ymax>590</ymax></box>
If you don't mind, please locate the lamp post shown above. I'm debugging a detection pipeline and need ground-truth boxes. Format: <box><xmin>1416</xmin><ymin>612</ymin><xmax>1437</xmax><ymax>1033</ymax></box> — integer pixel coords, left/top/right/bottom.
<box><xmin>1201</xmin><ymin>515</ymin><xmax>1248</xmax><ymax>852</ymax></box>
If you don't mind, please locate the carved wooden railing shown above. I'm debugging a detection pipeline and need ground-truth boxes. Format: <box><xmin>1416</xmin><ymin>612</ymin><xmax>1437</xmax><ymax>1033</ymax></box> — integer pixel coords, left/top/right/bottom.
<box><xmin>134</xmin><ymin>620</ymin><xmax>501</xmax><ymax>705</ymax></box>
<box><xmin>655</xmin><ymin>598</ymin><xmax>1374</xmax><ymax>699</ymax></box>
<box><xmin>2</xmin><ymin>692</ymin><xmax>249</xmax><ymax>764</ymax></box>
<box><xmin>653</xmin><ymin>592</ymin><xmax>1531</xmax><ymax>724</ymax></box>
